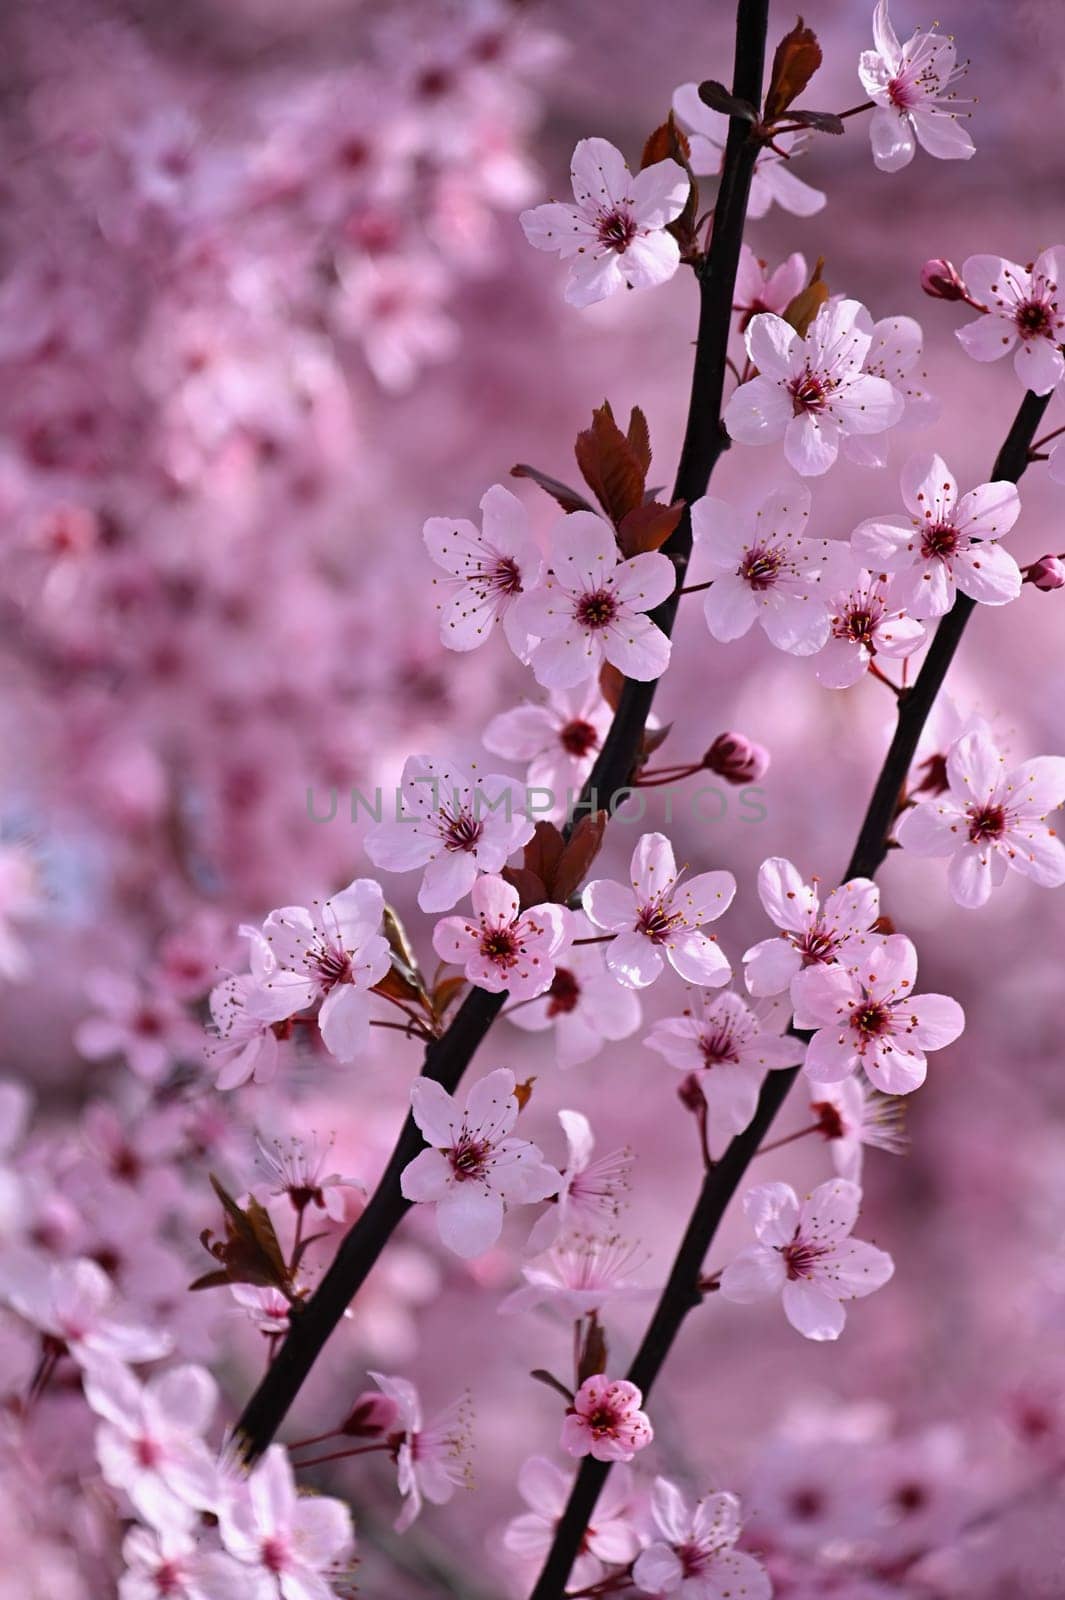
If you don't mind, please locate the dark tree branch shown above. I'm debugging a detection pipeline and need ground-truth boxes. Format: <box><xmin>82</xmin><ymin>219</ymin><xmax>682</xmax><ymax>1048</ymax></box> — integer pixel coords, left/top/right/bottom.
<box><xmin>526</xmin><ymin>386</ymin><xmax>1050</xmax><ymax>1599</ymax></box>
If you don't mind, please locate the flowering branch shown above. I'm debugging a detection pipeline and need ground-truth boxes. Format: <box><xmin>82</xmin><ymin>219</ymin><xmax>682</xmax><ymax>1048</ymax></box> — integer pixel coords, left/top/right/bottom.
<box><xmin>526</xmin><ymin>384</ymin><xmax>1050</xmax><ymax>1599</ymax></box>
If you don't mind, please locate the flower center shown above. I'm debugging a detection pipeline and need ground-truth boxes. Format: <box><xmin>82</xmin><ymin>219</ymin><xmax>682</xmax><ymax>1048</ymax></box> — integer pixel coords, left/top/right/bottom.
<box><xmin>546</xmin><ymin>967</ymin><xmax>581</xmax><ymax>1016</ymax></box>
<box><xmin>596</xmin><ymin>208</ymin><xmax>637</xmax><ymax>252</ymax></box>
<box><xmin>739</xmin><ymin>545</ymin><xmax>782</xmax><ymax>591</ymax></box>
<box><xmin>788</xmin><ymin>369</ymin><xmax>829</xmax><ymax>414</ymax></box>
<box><xmin>813</xmin><ymin>1101</ymin><xmax>846</xmax><ymax>1141</ymax></box>
<box><xmin>560</xmin><ymin>718</ymin><xmax>599</xmax><ymax>757</ymax></box>
<box><xmin>135</xmin><ymin>1434</ymin><xmax>163</xmax><ymax>1468</ymax></box>
<box><xmin>1016</xmin><ymin>298</ymin><xmax>1052</xmax><ymax>339</ymax></box>
<box><xmin>450</xmin><ymin>1135</ymin><xmax>491</xmax><ymax>1181</ymax></box>
<box><xmin>781</xmin><ymin>1236</ymin><xmax>828</xmax><ymax>1280</ymax></box>
<box><xmin>920</xmin><ymin>520</ymin><xmax>959</xmax><ymax>560</ymax></box>
<box><xmin>441</xmin><ymin>808</ymin><xmax>484</xmax><ymax>853</ymax></box>
<box><xmin>575</xmin><ymin>589</ymin><xmax>619</xmax><ymax>630</ymax></box>
<box><xmin>635</xmin><ymin>901</ymin><xmax>682</xmax><ymax>943</ymax></box>
<box><xmin>699</xmin><ymin>1026</ymin><xmax>739</xmax><ymax>1067</ymax></box>
<box><xmin>967</xmin><ymin>802</ymin><xmax>1006</xmax><ymax>843</ymax></box>
<box><xmin>837</xmin><ymin>606</ymin><xmax>877</xmax><ymax>645</ymax></box>
<box><xmin>261</xmin><ymin>1537</ymin><xmax>289</xmax><ymax>1575</ymax></box>
<box><xmin>852</xmin><ymin>1000</ymin><xmax>892</xmax><ymax>1039</ymax></box>
<box><xmin>586</xmin><ymin>1403</ymin><xmax>622</xmax><ymax>1435</ymax></box>
<box><xmin>794</xmin><ymin>928</ymin><xmax>836</xmax><ymax>965</ymax></box>
<box><xmin>480</xmin><ymin>927</ymin><xmax>519</xmax><ymax>967</ymax></box>
<box><xmin>155</xmin><ymin>1561</ymin><xmax>185</xmax><ymax>1596</ymax></box>
<box><xmin>312</xmin><ymin>942</ymin><xmax>353</xmax><ymax>990</ymax></box>
<box><xmin>887</xmin><ymin>74</ymin><xmax>918</xmax><ymax>110</ymax></box>
<box><xmin>487</xmin><ymin>555</ymin><xmax>522</xmax><ymax>595</ymax></box>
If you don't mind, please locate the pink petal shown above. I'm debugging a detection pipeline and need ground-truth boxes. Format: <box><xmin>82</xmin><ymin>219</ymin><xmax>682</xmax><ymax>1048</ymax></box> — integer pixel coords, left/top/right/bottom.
<box><xmin>781</xmin><ymin>1278</ymin><xmax>847</xmax><ymax>1340</ymax></box>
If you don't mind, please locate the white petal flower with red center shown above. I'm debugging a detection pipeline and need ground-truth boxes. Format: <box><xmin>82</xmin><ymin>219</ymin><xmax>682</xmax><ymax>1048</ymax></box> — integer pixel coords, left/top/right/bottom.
<box><xmin>792</xmin><ymin>934</ymin><xmax>965</xmax><ymax>1095</ymax></box>
<box><xmin>844</xmin><ymin>313</ymin><xmax>938</xmax><ymax>467</ymax></box>
<box><xmin>514</xmin><ymin>512</ymin><xmax>675</xmax><ymax>688</ymax></box>
<box><xmin>525</xmin><ymin>1107</ymin><xmax>633</xmax><ymax>1251</ymax></box>
<box><xmin>431</xmin><ymin>873</ymin><xmax>571</xmax><ymax>1000</ymax></box>
<box><xmin>500</xmin><ymin>1234</ymin><xmax>650</xmax><ymax>1318</ymax></box>
<box><xmin>0</xmin><ymin>1255</ymin><xmax>172</xmax><ymax>1368</ymax></box>
<box><xmin>208</xmin><ymin>927</ymin><xmax>304</xmax><ymax>1091</ymax></box>
<box><xmin>816</xmin><ymin>550</ymin><xmax>926</xmax><ymax>689</ymax></box>
<box><xmin>561</xmin><ymin>1375</ymin><xmax>653</xmax><ymax>1463</ymax></box>
<box><xmin>895</xmin><ymin>729</ymin><xmax>1065</xmax><ymax>908</ymax></box>
<box><xmin>261</xmin><ymin>878</ymin><xmax>390</xmax><ymax>1063</ymax></box>
<box><xmin>720</xmin><ymin>1179</ymin><xmax>895</xmax><ymax>1341</ymax></box>
<box><xmin>808</xmin><ymin>1076</ymin><xmax>908</xmax><ymax>1184</ymax></box>
<box><xmin>723</xmin><ymin>301</ymin><xmax>905</xmax><ymax>477</ymax></box>
<box><xmin>365</xmin><ymin>755</ymin><xmax>534</xmax><ymax>912</ymax></box>
<box><xmin>742</xmin><ymin>857</ymin><xmax>882</xmax><ymax>1000</ymax></box>
<box><xmin>957</xmin><ymin>248</ymin><xmax>1065</xmax><ymax>394</ymax></box>
<box><xmin>257</xmin><ymin>1136</ymin><xmax>361</xmax><ymax>1224</ymax></box>
<box><xmin>216</xmin><ymin>1444</ymin><xmax>354</xmax><ymax>1597</ymax></box>
<box><xmin>733</xmin><ymin>246</ymin><xmax>808</xmax><ymax>326</ymax></box>
<box><xmin>520</xmin><ymin>137</ymin><xmax>689</xmax><ymax>308</ymax></box>
<box><xmin>633</xmin><ymin>1479</ymin><xmax>771</xmax><ymax>1600</ymax></box>
<box><xmin>851</xmin><ymin>453</ymin><xmax>1023</xmax><ymax>619</ymax></box>
<box><xmin>423</xmin><ymin>483</ymin><xmax>544</xmax><ymax>655</ymax></box>
<box><xmin>368</xmin><ymin>1371</ymin><xmax>473</xmax><ymax>1532</ymax></box>
<box><xmin>482</xmin><ymin>683</ymin><xmax>612</xmax><ymax>820</ymax></box>
<box><xmin>647</xmin><ymin>991</ymin><xmax>803</xmax><ymax>1156</ymax></box>
<box><xmin>503</xmin><ymin>1457</ymin><xmax>640</xmax><ymax>1592</ymax></box>
<box><xmin>859</xmin><ymin>1</ymin><xmax>974</xmax><ymax>173</ymax></box>
<box><xmin>582</xmin><ymin>832</ymin><xmax>735</xmax><ymax>990</ymax></box>
<box><xmin>690</xmin><ymin>486</ymin><xmax>839</xmax><ymax>655</ymax></box>
<box><xmin>119</xmin><ymin>1524</ymin><xmax>246</xmax><ymax>1600</ymax></box>
<box><xmin>85</xmin><ymin>1360</ymin><xmax>218</xmax><ymax>1533</ymax></box>
<box><xmin>400</xmin><ymin>1068</ymin><xmax>562</xmax><ymax>1258</ymax></box>
<box><xmin>505</xmin><ymin>927</ymin><xmax>643</xmax><ymax>1067</ymax></box>
<box><xmin>672</xmin><ymin>83</ymin><xmax>825</xmax><ymax>218</ymax></box>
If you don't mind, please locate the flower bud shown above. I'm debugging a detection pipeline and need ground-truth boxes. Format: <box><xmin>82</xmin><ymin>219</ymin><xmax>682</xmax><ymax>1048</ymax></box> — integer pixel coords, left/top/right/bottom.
<box><xmin>677</xmin><ymin>1072</ymin><xmax>707</xmax><ymax>1115</ymax></box>
<box><xmin>340</xmin><ymin>1390</ymin><xmax>400</xmax><ymax>1438</ymax></box>
<box><xmin>1025</xmin><ymin>554</ymin><xmax>1065</xmax><ymax>591</ymax></box>
<box><xmin>920</xmin><ymin>258</ymin><xmax>967</xmax><ymax>301</ymax></box>
<box><xmin>703</xmin><ymin>731</ymin><xmax>770</xmax><ymax>786</ymax></box>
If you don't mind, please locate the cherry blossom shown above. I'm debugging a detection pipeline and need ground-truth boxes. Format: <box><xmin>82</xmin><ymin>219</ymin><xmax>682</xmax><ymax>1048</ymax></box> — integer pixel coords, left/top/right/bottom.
<box><xmin>423</xmin><ymin>483</ymin><xmax>544</xmax><ymax>655</ymax></box>
<box><xmin>647</xmin><ymin>991</ymin><xmax>804</xmax><ymax>1155</ymax></box>
<box><xmin>401</xmin><ymin>1068</ymin><xmax>561</xmax><ymax>1257</ymax></box>
<box><xmin>504</xmin><ymin>928</ymin><xmax>643</xmax><ymax>1067</ymax></box>
<box><xmin>502</xmin><ymin>1457</ymin><xmax>640</xmax><ymax>1591</ymax></box>
<box><xmin>500</xmin><ymin>1234</ymin><xmax>650</xmax><ymax>1317</ymax></box>
<box><xmin>858</xmin><ymin>2</ymin><xmax>974</xmax><ymax>174</ymax></box>
<box><xmin>0</xmin><ymin>1255</ymin><xmax>172</xmax><ymax>1367</ymax></box>
<box><xmin>743</xmin><ymin>857</ymin><xmax>881</xmax><ymax>1000</ymax></box>
<box><xmin>561</xmin><ymin>1374</ymin><xmax>653</xmax><ymax>1463</ymax></box>
<box><xmin>895</xmin><ymin>729</ymin><xmax>1065</xmax><ymax>907</ymax></box>
<box><xmin>672</xmin><ymin>83</ymin><xmax>825</xmax><ymax>218</ymax></box>
<box><xmin>815</xmin><ymin>553</ymin><xmax>926</xmax><ymax>689</ymax></box>
<box><xmin>956</xmin><ymin>248</ymin><xmax>1065</xmax><ymax>394</ymax></box>
<box><xmin>524</xmin><ymin>1109</ymin><xmax>632</xmax><ymax>1254</ymax></box>
<box><xmin>633</xmin><ymin>1479</ymin><xmax>771</xmax><ymax>1600</ymax></box>
<box><xmin>482</xmin><ymin>682</ymin><xmax>612</xmax><ymax>819</ymax></box>
<box><xmin>368</xmin><ymin>1371</ymin><xmax>473</xmax><ymax>1532</ymax></box>
<box><xmin>844</xmin><ymin>313</ymin><xmax>938</xmax><ymax>467</ymax></box>
<box><xmin>582</xmin><ymin>832</ymin><xmax>735</xmax><ymax>989</ymax></box>
<box><xmin>690</xmin><ymin>486</ymin><xmax>838</xmax><ymax>655</ymax></box>
<box><xmin>792</xmin><ymin>934</ymin><xmax>965</xmax><ymax>1095</ymax></box>
<box><xmin>734</xmin><ymin>247</ymin><xmax>808</xmax><ymax>326</ymax></box>
<box><xmin>230</xmin><ymin>1285</ymin><xmax>295</xmax><ymax>1339</ymax></box>
<box><xmin>257</xmin><ymin>1137</ymin><xmax>361</xmax><ymax>1224</ymax></box>
<box><xmin>703</xmin><ymin>731</ymin><xmax>770</xmax><ymax>786</ymax></box>
<box><xmin>807</xmin><ymin>1077</ymin><xmax>908</xmax><ymax>1184</ymax></box>
<box><xmin>431</xmin><ymin>873</ymin><xmax>571</xmax><ymax>1000</ymax></box>
<box><xmin>118</xmin><ymin>1525</ymin><xmax>246</xmax><ymax>1600</ymax></box>
<box><xmin>519</xmin><ymin>137</ymin><xmax>689</xmax><ymax>308</ymax></box>
<box><xmin>513</xmin><ymin>511</ymin><xmax>675</xmax><ymax>688</ymax></box>
<box><xmin>84</xmin><ymin>1359</ymin><xmax>218</xmax><ymax>1531</ymax></box>
<box><xmin>365</xmin><ymin>755</ymin><xmax>533</xmax><ymax>912</ymax></box>
<box><xmin>215</xmin><ymin>1444</ymin><xmax>354</xmax><ymax>1598</ymax></box>
<box><xmin>720</xmin><ymin>1179</ymin><xmax>895</xmax><ymax>1341</ymax></box>
<box><xmin>207</xmin><ymin>928</ymin><xmax>294</xmax><ymax>1091</ymax></box>
<box><xmin>261</xmin><ymin>878</ymin><xmax>390</xmax><ymax>1063</ymax></box>
<box><xmin>851</xmin><ymin>453</ymin><xmax>1023</xmax><ymax>619</ymax></box>
<box><xmin>74</xmin><ymin>972</ymin><xmax>199</xmax><ymax>1083</ymax></box>
<box><xmin>723</xmin><ymin>301</ymin><xmax>905</xmax><ymax>476</ymax></box>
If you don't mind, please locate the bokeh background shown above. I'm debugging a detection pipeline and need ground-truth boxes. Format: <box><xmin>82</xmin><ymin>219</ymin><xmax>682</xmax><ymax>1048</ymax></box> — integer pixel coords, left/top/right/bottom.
<box><xmin>2</xmin><ymin>0</ymin><xmax>1065</xmax><ymax>1595</ymax></box>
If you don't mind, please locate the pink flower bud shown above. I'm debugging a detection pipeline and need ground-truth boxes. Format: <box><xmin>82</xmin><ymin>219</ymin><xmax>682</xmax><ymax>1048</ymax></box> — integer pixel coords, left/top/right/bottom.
<box><xmin>341</xmin><ymin>1390</ymin><xmax>400</xmax><ymax>1438</ymax></box>
<box><xmin>920</xmin><ymin>257</ymin><xmax>967</xmax><ymax>301</ymax></box>
<box><xmin>703</xmin><ymin>731</ymin><xmax>769</xmax><ymax>786</ymax></box>
<box><xmin>677</xmin><ymin>1072</ymin><xmax>707</xmax><ymax>1115</ymax></box>
<box><xmin>1025</xmin><ymin>555</ymin><xmax>1065</xmax><ymax>591</ymax></box>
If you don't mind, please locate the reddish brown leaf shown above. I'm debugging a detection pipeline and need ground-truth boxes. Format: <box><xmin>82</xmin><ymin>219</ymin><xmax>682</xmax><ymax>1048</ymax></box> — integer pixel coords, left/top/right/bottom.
<box><xmin>577</xmin><ymin>1316</ymin><xmax>609</xmax><ymax>1385</ymax></box>
<box><xmin>512</xmin><ymin>1076</ymin><xmax>537</xmax><ymax>1111</ymax></box>
<box><xmin>641</xmin><ymin>112</ymin><xmax>691</xmax><ymax>170</ymax></box>
<box><xmin>195</xmin><ymin>1176</ymin><xmax>292</xmax><ymax>1293</ymax></box>
<box><xmin>617</xmin><ymin>499</ymin><xmax>685</xmax><ymax>559</ymax></box>
<box><xmin>598</xmin><ymin>662</ymin><xmax>625</xmax><ymax>712</ymax></box>
<box><xmin>697</xmin><ymin>80</ymin><xmax>758</xmax><ymax>121</ymax></box>
<box><xmin>764</xmin><ymin>18</ymin><xmax>823</xmax><ymax>122</ymax></box>
<box><xmin>574</xmin><ymin>402</ymin><xmax>647</xmax><ymax>526</ymax></box>
<box><xmin>501</xmin><ymin>865</ymin><xmax>548</xmax><ymax>910</ymax></box>
<box><xmin>510</xmin><ymin>463</ymin><xmax>595</xmax><ymax>515</ymax></box>
<box><xmin>626</xmin><ymin>406</ymin><xmax>652</xmax><ymax>478</ymax></box>
<box><xmin>553</xmin><ymin>811</ymin><xmax>608</xmax><ymax>904</ymax></box>
<box><xmin>430</xmin><ymin>973</ymin><xmax>468</xmax><ymax>1021</ymax></box>
<box><xmin>784</xmin><ymin>107</ymin><xmax>844</xmax><ymax>133</ymax></box>
<box><xmin>783</xmin><ymin>256</ymin><xmax>829</xmax><ymax>338</ymax></box>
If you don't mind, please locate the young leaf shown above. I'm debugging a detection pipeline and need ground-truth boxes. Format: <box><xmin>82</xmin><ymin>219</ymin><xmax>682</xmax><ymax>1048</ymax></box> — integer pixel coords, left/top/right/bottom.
<box><xmin>510</xmin><ymin>463</ymin><xmax>595</xmax><ymax>515</ymax></box>
<box><xmin>764</xmin><ymin>18</ymin><xmax>822</xmax><ymax>122</ymax></box>
<box><xmin>697</xmin><ymin>80</ymin><xmax>758</xmax><ymax>121</ymax></box>
<box><xmin>617</xmin><ymin>499</ymin><xmax>685</xmax><ymax>559</ymax></box>
<box><xmin>553</xmin><ymin>811</ymin><xmax>608</xmax><ymax>904</ymax></box>
<box><xmin>577</xmin><ymin>1315</ymin><xmax>609</xmax><ymax>1385</ymax></box>
<box><xmin>574</xmin><ymin>402</ymin><xmax>647</xmax><ymax>527</ymax></box>
<box><xmin>783</xmin><ymin>256</ymin><xmax>829</xmax><ymax>337</ymax></box>
<box><xmin>784</xmin><ymin>108</ymin><xmax>844</xmax><ymax>134</ymax></box>
<box><xmin>641</xmin><ymin>113</ymin><xmax>691</xmax><ymax>170</ymax></box>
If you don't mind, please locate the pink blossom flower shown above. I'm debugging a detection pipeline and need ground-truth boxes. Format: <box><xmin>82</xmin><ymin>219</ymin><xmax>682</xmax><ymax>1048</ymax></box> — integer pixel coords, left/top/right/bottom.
<box><xmin>1</xmin><ymin>1255</ymin><xmax>172</xmax><ymax>1367</ymax></box>
<box><xmin>335</xmin><ymin>252</ymin><xmax>458</xmax><ymax>392</ymax></box>
<box><xmin>216</xmin><ymin>1444</ymin><xmax>354</xmax><ymax>1598</ymax></box>
<box><xmin>500</xmin><ymin>1234</ymin><xmax>649</xmax><ymax>1317</ymax></box>
<box><xmin>366</xmin><ymin>755</ymin><xmax>534</xmax><ymax>912</ymax></box>
<box><xmin>733</xmin><ymin>247</ymin><xmax>808</xmax><ymax>326</ymax></box>
<box><xmin>560</xmin><ymin>1374</ymin><xmax>653</xmax><ymax>1463</ymax></box>
<box><xmin>119</xmin><ymin>1525</ymin><xmax>246</xmax><ymax>1600</ymax></box>
<box><xmin>401</xmin><ymin>1068</ymin><xmax>561</xmax><ymax>1257</ymax></box>
<box><xmin>858</xmin><ymin>2</ymin><xmax>974</xmax><ymax>173</ymax></box>
<box><xmin>895</xmin><ymin>729</ymin><xmax>1065</xmax><ymax>907</ymax></box>
<box><xmin>502</xmin><ymin>1456</ymin><xmax>640</xmax><ymax>1589</ymax></box>
<box><xmin>647</xmin><ymin>991</ymin><xmax>804</xmax><ymax>1156</ymax></box>
<box><xmin>525</xmin><ymin>1108</ymin><xmax>633</xmax><ymax>1251</ymax></box>
<box><xmin>520</xmin><ymin>137</ymin><xmax>689</xmax><ymax>308</ymax></box>
<box><xmin>423</xmin><ymin>483</ymin><xmax>544</xmax><ymax>655</ymax></box>
<box><xmin>633</xmin><ymin>1479</ymin><xmax>771</xmax><ymax>1600</ymax></box>
<box><xmin>74</xmin><ymin>972</ymin><xmax>199</xmax><ymax>1083</ymax></box>
<box><xmin>262</xmin><ymin>878</ymin><xmax>390</xmax><ymax>1064</ymax></box>
<box><xmin>815</xmin><ymin>553</ymin><xmax>926</xmax><ymax>688</ymax></box>
<box><xmin>703</xmin><ymin>731</ymin><xmax>770</xmax><ymax>786</ymax></box>
<box><xmin>84</xmin><ymin>1360</ymin><xmax>218</xmax><ymax>1531</ymax></box>
<box><xmin>672</xmin><ymin>84</ymin><xmax>825</xmax><ymax>218</ymax></box>
<box><xmin>431</xmin><ymin>874</ymin><xmax>571</xmax><ymax>1000</ymax></box>
<box><xmin>723</xmin><ymin>301</ymin><xmax>905</xmax><ymax>476</ymax></box>
<box><xmin>807</xmin><ymin>1077</ymin><xmax>908</xmax><ymax>1184</ymax></box>
<box><xmin>207</xmin><ymin>928</ymin><xmax>298</xmax><ymax>1091</ymax></box>
<box><xmin>229</xmin><ymin>1285</ymin><xmax>295</xmax><ymax>1339</ymax></box>
<box><xmin>743</xmin><ymin>857</ymin><xmax>882</xmax><ymax>1000</ymax></box>
<box><xmin>582</xmin><ymin>832</ymin><xmax>735</xmax><ymax>989</ymax></box>
<box><xmin>720</xmin><ymin>1179</ymin><xmax>895</xmax><ymax>1341</ymax></box>
<box><xmin>1026</xmin><ymin>550</ymin><xmax>1065</xmax><ymax>587</ymax></box>
<box><xmin>839</xmin><ymin>313</ymin><xmax>939</xmax><ymax>469</ymax></box>
<box><xmin>0</xmin><ymin>841</ymin><xmax>40</xmax><ymax>981</ymax></box>
<box><xmin>504</xmin><ymin>929</ymin><xmax>643</xmax><ymax>1067</ymax></box>
<box><xmin>257</xmin><ymin>1137</ymin><xmax>362</xmax><ymax>1224</ymax></box>
<box><xmin>690</xmin><ymin>487</ymin><xmax>837</xmax><ymax>655</ymax></box>
<box><xmin>514</xmin><ymin>512</ymin><xmax>675</xmax><ymax>688</ymax></box>
<box><xmin>792</xmin><ymin>935</ymin><xmax>965</xmax><ymax>1095</ymax></box>
<box><xmin>368</xmin><ymin>1371</ymin><xmax>473</xmax><ymax>1532</ymax></box>
<box><xmin>851</xmin><ymin>453</ymin><xmax>1023</xmax><ymax>619</ymax></box>
<box><xmin>482</xmin><ymin>683</ymin><xmax>612</xmax><ymax>819</ymax></box>
<box><xmin>956</xmin><ymin>249</ymin><xmax>1065</xmax><ymax>394</ymax></box>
